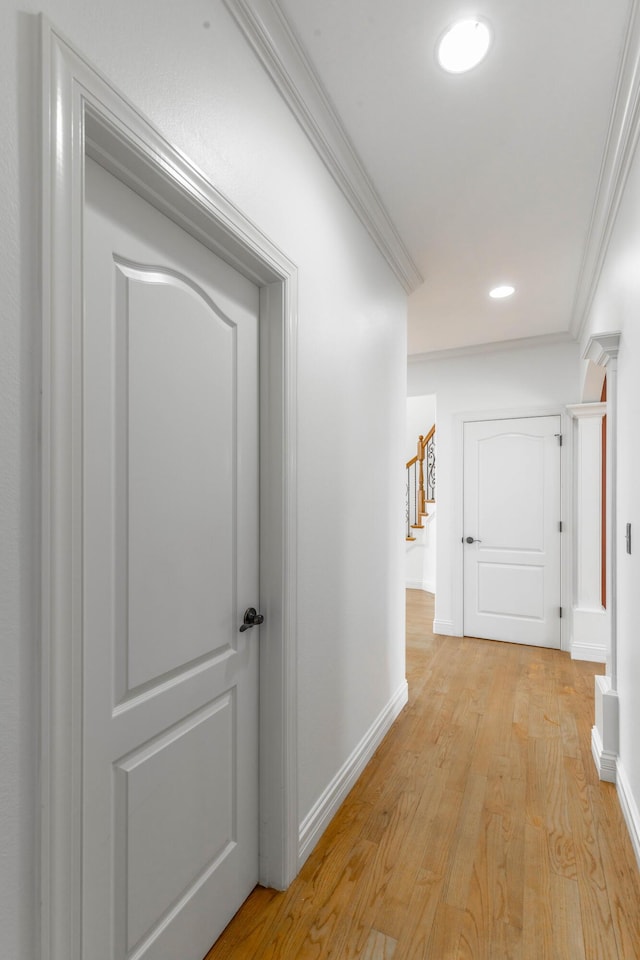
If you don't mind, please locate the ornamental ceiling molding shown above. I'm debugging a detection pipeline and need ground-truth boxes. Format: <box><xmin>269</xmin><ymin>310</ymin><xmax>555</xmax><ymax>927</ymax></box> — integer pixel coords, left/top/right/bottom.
<box><xmin>583</xmin><ymin>331</ymin><xmax>622</xmax><ymax>366</ymax></box>
<box><xmin>222</xmin><ymin>0</ymin><xmax>423</xmax><ymax>294</ymax></box>
<box><xmin>571</xmin><ymin>0</ymin><xmax>640</xmax><ymax>341</ymax></box>
<box><xmin>408</xmin><ymin>330</ymin><xmax>577</xmax><ymax>365</ymax></box>
<box><xmin>566</xmin><ymin>402</ymin><xmax>607</xmax><ymax>419</ymax></box>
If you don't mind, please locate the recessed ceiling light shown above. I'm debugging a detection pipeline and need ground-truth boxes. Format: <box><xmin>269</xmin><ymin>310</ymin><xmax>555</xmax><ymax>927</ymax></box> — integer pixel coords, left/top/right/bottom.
<box><xmin>437</xmin><ymin>20</ymin><xmax>491</xmax><ymax>74</ymax></box>
<box><xmin>489</xmin><ymin>285</ymin><xmax>515</xmax><ymax>299</ymax></box>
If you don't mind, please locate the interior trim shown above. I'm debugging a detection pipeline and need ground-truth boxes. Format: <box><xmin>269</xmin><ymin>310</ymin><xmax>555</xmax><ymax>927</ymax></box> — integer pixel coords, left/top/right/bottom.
<box><xmin>408</xmin><ymin>331</ymin><xmax>576</xmax><ymax>365</ymax></box>
<box><xmin>570</xmin><ymin>0</ymin><xmax>640</xmax><ymax>339</ymax></box>
<box><xmin>222</xmin><ymin>0</ymin><xmax>423</xmax><ymax>295</ymax></box>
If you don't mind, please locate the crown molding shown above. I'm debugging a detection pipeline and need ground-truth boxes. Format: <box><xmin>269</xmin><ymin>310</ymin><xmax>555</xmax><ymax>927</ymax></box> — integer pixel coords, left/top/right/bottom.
<box><xmin>408</xmin><ymin>330</ymin><xmax>576</xmax><ymax>364</ymax></box>
<box><xmin>222</xmin><ymin>0</ymin><xmax>423</xmax><ymax>294</ymax></box>
<box><xmin>567</xmin><ymin>401</ymin><xmax>607</xmax><ymax>419</ymax></box>
<box><xmin>570</xmin><ymin>0</ymin><xmax>640</xmax><ymax>340</ymax></box>
<box><xmin>582</xmin><ymin>331</ymin><xmax>622</xmax><ymax>365</ymax></box>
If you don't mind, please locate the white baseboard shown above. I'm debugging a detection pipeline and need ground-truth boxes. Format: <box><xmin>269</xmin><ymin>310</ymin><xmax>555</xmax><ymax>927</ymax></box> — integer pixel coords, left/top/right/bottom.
<box><xmin>571</xmin><ymin>641</ymin><xmax>607</xmax><ymax>663</ymax></box>
<box><xmin>591</xmin><ymin>725</ymin><xmax>617</xmax><ymax>782</ymax></box>
<box><xmin>406</xmin><ymin>579</ymin><xmax>435</xmax><ymax>593</ymax></box>
<box><xmin>297</xmin><ymin>680</ymin><xmax>408</xmax><ymax>865</ymax></box>
<box><xmin>571</xmin><ymin>608</ymin><xmax>608</xmax><ymax>663</ymax></box>
<box><xmin>433</xmin><ymin>619</ymin><xmax>455</xmax><ymax>636</ymax></box>
<box><xmin>616</xmin><ymin>759</ymin><xmax>640</xmax><ymax>873</ymax></box>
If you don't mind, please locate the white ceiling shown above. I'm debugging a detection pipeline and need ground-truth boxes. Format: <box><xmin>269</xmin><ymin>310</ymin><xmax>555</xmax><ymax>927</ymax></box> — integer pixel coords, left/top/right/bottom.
<box><xmin>275</xmin><ymin>0</ymin><xmax>633</xmax><ymax>355</ymax></box>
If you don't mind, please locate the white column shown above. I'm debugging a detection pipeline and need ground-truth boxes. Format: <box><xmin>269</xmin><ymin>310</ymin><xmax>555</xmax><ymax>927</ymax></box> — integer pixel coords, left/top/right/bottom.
<box><xmin>567</xmin><ymin>402</ymin><xmax>608</xmax><ymax>662</ymax></box>
<box><xmin>583</xmin><ymin>332</ymin><xmax>621</xmax><ymax>782</ymax></box>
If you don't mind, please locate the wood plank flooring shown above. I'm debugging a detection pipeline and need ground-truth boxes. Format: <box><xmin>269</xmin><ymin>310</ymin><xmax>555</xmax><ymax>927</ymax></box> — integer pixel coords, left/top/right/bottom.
<box><xmin>205</xmin><ymin>590</ymin><xmax>640</xmax><ymax>959</ymax></box>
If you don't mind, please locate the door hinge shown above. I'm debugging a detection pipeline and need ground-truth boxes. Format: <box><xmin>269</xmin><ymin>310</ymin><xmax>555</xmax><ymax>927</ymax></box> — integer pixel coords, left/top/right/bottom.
<box><xmin>559</xmin><ymin>520</ymin><xmax>563</xmax><ymax>532</ymax></box>
<box><xmin>555</xmin><ymin>433</ymin><xmax>563</xmax><ymax>446</ymax></box>
<box><xmin>559</xmin><ymin>606</ymin><xmax>563</xmax><ymax>618</ymax></box>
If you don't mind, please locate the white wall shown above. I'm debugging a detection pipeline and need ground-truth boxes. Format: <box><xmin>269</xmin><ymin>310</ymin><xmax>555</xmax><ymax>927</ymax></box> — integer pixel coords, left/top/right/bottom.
<box><xmin>580</xmin><ymin>131</ymin><xmax>640</xmax><ymax>856</ymax></box>
<box><xmin>408</xmin><ymin>340</ymin><xmax>582</xmax><ymax>633</ymax></box>
<box><xmin>406</xmin><ymin>394</ymin><xmax>436</xmax><ymax>461</ymax></box>
<box><xmin>405</xmin><ymin>515</ymin><xmax>436</xmax><ymax>592</ymax></box>
<box><xmin>0</xmin><ymin>4</ymin><xmax>407</xmax><ymax>956</ymax></box>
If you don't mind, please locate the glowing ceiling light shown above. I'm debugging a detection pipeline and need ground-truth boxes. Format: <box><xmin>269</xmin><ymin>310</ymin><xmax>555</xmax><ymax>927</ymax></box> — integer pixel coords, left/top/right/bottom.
<box><xmin>437</xmin><ymin>20</ymin><xmax>491</xmax><ymax>74</ymax></box>
<box><xmin>489</xmin><ymin>285</ymin><xmax>515</xmax><ymax>299</ymax></box>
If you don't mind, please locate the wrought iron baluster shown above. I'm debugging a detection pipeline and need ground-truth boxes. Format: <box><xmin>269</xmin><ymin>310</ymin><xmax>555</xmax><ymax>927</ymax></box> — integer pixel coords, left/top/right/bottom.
<box><xmin>426</xmin><ymin>434</ymin><xmax>436</xmax><ymax>501</ymax></box>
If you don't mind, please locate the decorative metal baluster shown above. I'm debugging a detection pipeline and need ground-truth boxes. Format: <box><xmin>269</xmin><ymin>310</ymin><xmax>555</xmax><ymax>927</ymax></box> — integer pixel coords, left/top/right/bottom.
<box><xmin>426</xmin><ymin>432</ymin><xmax>436</xmax><ymax>501</ymax></box>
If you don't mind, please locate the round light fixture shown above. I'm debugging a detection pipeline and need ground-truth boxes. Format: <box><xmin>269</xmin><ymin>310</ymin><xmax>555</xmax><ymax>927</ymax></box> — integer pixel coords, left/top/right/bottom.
<box><xmin>437</xmin><ymin>20</ymin><xmax>491</xmax><ymax>74</ymax></box>
<box><xmin>489</xmin><ymin>285</ymin><xmax>515</xmax><ymax>299</ymax></box>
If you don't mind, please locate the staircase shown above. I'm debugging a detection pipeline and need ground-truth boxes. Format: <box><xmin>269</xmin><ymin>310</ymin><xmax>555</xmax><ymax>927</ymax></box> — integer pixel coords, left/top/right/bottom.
<box><xmin>405</xmin><ymin>425</ymin><xmax>435</xmax><ymax>540</ymax></box>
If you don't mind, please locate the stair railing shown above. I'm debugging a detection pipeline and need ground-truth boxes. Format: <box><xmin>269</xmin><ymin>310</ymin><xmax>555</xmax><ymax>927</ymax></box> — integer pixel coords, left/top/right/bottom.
<box><xmin>405</xmin><ymin>425</ymin><xmax>435</xmax><ymax>541</ymax></box>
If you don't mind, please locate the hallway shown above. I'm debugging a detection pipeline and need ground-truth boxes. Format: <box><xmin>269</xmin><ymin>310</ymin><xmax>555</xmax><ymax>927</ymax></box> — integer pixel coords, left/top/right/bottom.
<box><xmin>206</xmin><ymin>590</ymin><xmax>640</xmax><ymax>959</ymax></box>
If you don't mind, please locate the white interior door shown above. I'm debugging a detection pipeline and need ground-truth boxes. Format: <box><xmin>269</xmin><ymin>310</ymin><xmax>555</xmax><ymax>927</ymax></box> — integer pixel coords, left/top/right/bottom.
<box><xmin>81</xmin><ymin>157</ymin><xmax>260</xmax><ymax>959</ymax></box>
<box><xmin>463</xmin><ymin>416</ymin><xmax>561</xmax><ymax>647</ymax></box>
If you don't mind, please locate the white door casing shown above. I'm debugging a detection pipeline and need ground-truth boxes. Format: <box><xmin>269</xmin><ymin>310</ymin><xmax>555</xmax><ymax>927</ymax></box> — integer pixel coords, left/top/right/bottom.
<box><xmin>463</xmin><ymin>416</ymin><xmax>562</xmax><ymax>647</ymax></box>
<box><xmin>83</xmin><ymin>158</ymin><xmax>260</xmax><ymax>958</ymax></box>
<box><xmin>41</xmin><ymin>21</ymin><xmax>298</xmax><ymax>960</ymax></box>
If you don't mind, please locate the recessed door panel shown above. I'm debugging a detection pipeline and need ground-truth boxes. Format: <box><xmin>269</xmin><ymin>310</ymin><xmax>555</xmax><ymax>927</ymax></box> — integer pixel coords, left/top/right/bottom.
<box><xmin>114</xmin><ymin>695</ymin><xmax>235</xmax><ymax>955</ymax></box>
<box><xmin>116</xmin><ymin>264</ymin><xmax>236</xmax><ymax>695</ymax></box>
<box><xmin>477</xmin><ymin>563</ymin><xmax>544</xmax><ymax>620</ymax></box>
<box><xmin>477</xmin><ymin>434</ymin><xmax>545</xmax><ymax>551</ymax></box>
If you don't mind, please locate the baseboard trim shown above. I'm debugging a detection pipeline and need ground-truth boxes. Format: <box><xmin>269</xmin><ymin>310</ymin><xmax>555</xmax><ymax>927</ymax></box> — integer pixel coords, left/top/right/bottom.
<box><xmin>616</xmin><ymin>759</ymin><xmax>640</xmax><ymax>872</ymax></box>
<box><xmin>571</xmin><ymin>607</ymin><xmax>608</xmax><ymax>663</ymax></box>
<box><xmin>571</xmin><ymin>641</ymin><xmax>607</xmax><ymax>663</ymax></box>
<box><xmin>406</xmin><ymin>579</ymin><xmax>435</xmax><ymax>593</ymax></box>
<box><xmin>297</xmin><ymin>680</ymin><xmax>408</xmax><ymax>865</ymax></box>
<box><xmin>433</xmin><ymin>619</ymin><xmax>455</xmax><ymax>636</ymax></box>
<box><xmin>591</xmin><ymin>724</ymin><xmax>618</xmax><ymax>782</ymax></box>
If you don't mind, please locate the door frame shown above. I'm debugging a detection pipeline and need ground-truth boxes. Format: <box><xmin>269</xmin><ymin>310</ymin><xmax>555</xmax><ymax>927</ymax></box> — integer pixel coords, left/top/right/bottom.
<box><xmin>451</xmin><ymin>406</ymin><xmax>572</xmax><ymax>649</ymax></box>
<box><xmin>40</xmin><ymin>18</ymin><xmax>298</xmax><ymax>960</ymax></box>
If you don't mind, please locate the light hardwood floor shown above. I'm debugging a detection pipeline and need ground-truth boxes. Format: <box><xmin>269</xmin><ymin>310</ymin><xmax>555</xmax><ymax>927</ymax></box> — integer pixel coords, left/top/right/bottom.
<box><xmin>205</xmin><ymin>590</ymin><xmax>640</xmax><ymax>959</ymax></box>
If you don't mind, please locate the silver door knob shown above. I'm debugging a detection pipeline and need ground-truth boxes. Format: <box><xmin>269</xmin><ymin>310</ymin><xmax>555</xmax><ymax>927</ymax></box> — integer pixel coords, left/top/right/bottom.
<box><xmin>465</xmin><ymin>536</ymin><xmax>482</xmax><ymax>543</ymax></box>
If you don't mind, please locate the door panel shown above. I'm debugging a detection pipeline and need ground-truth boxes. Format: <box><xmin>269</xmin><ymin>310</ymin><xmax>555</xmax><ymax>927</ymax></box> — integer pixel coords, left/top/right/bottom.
<box><xmin>114</xmin><ymin>695</ymin><xmax>235</xmax><ymax>954</ymax></box>
<box><xmin>476</xmin><ymin>563</ymin><xmax>544</xmax><ymax>619</ymax></box>
<box><xmin>477</xmin><ymin>433</ymin><xmax>545</xmax><ymax>551</ymax></box>
<box><xmin>463</xmin><ymin>416</ymin><xmax>561</xmax><ymax>647</ymax></box>
<box><xmin>82</xmin><ymin>157</ymin><xmax>259</xmax><ymax>960</ymax></box>
<box><xmin>118</xmin><ymin>263</ymin><xmax>236</xmax><ymax>692</ymax></box>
